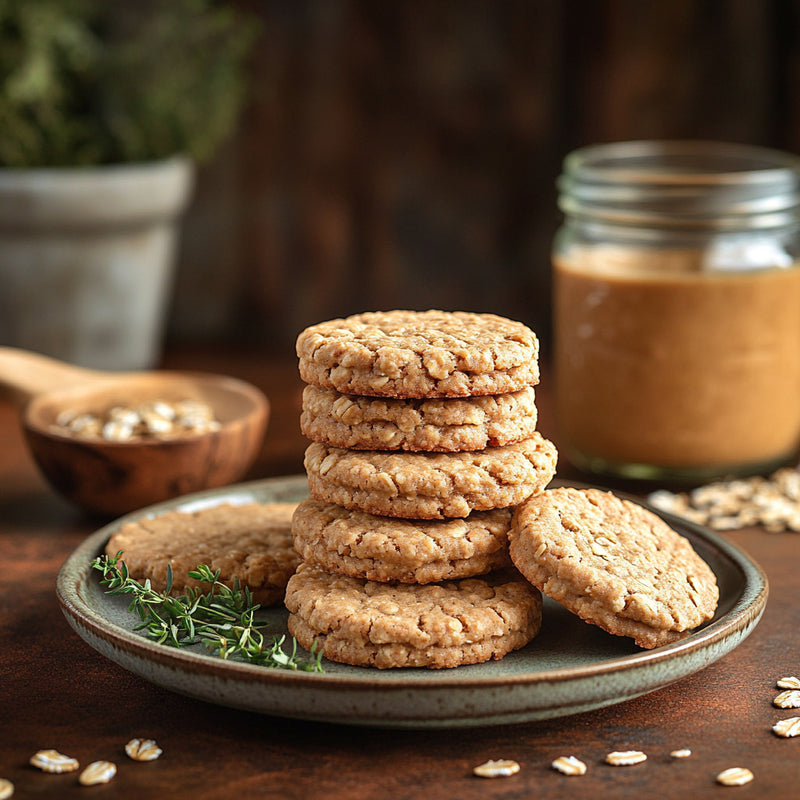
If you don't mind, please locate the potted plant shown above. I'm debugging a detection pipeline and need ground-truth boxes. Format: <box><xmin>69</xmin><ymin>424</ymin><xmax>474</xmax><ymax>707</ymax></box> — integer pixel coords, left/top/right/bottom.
<box><xmin>0</xmin><ymin>0</ymin><xmax>257</xmax><ymax>369</ymax></box>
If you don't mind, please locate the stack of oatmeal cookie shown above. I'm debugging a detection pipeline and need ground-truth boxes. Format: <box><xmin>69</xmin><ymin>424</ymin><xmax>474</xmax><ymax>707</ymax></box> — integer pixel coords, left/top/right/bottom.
<box><xmin>285</xmin><ymin>310</ymin><xmax>558</xmax><ymax>669</ymax></box>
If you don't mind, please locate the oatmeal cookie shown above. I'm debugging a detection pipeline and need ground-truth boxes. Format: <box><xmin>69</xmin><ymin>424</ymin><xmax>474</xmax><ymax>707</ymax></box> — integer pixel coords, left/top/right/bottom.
<box><xmin>508</xmin><ymin>488</ymin><xmax>719</xmax><ymax>649</ymax></box>
<box><xmin>304</xmin><ymin>433</ymin><xmax>558</xmax><ymax>519</ymax></box>
<box><xmin>296</xmin><ymin>310</ymin><xmax>539</xmax><ymax>398</ymax></box>
<box><xmin>105</xmin><ymin>502</ymin><xmax>301</xmax><ymax>606</ymax></box>
<box><xmin>292</xmin><ymin>498</ymin><xmax>513</xmax><ymax>583</ymax></box>
<box><xmin>300</xmin><ymin>384</ymin><xmax>538</xmax><ymax>451</ymax></box>
<box><xmin>284</xmin><ymin>563</ymin><xmax>542</xmax><ymax>669</ymax></box>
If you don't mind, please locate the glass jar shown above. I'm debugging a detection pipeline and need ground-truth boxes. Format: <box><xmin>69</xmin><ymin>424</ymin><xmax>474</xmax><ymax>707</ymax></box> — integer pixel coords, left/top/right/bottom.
<box><xmin>553</xmin><ymin>140</ymin><xmax>800</xmax><ymax>482</ymax></box>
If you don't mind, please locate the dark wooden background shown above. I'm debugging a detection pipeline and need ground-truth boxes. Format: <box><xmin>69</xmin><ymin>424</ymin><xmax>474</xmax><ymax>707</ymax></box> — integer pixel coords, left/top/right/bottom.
<box><xmin>167</xmin><ymin>0</ymin><xmax>800</xmax><ymax>355</ymax></box>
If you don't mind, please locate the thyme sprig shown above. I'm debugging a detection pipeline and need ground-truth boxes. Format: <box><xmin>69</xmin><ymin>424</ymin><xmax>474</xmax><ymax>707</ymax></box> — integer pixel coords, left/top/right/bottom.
<box><xmin>91</xmin><ymin>552</ymin><xmax>323</xmax><ymax>672</ymax></box>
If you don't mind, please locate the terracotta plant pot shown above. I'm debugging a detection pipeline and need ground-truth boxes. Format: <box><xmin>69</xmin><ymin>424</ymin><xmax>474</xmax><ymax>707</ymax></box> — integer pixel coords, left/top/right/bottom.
<box><xmin>0</xmin><ymin>157</ymin><xmax>194</xmax><ymax>370</ymax></box>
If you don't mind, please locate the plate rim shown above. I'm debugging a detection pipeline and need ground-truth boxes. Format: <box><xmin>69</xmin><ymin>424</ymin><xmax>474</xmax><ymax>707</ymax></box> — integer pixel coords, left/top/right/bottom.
<box><xmin>56</xmin><ymin>475</ymin><xmax>769</xmax><ymax>720</ymax></box>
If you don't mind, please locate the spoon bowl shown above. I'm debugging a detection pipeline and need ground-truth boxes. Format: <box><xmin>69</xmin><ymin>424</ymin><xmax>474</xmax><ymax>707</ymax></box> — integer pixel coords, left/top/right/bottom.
<box><xmin>0</xmin><ymin>347</ymin><xmax>269</xmax><ymax>516</ymax></box>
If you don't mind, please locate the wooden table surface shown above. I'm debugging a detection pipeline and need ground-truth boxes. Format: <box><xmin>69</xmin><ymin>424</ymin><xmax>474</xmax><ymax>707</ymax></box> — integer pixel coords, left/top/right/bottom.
<box><xmin>2</xmin><ymin>347</ymin><xmax>798</xmax><ymax>799</ymax></box>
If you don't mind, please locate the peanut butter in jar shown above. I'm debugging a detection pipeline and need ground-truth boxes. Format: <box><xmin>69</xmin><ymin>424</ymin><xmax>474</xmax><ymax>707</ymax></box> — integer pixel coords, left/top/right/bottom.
<box><xmin>553</xmin><ymin>141</ymin><xmax>800</xmax><ymax>482</ymax></box>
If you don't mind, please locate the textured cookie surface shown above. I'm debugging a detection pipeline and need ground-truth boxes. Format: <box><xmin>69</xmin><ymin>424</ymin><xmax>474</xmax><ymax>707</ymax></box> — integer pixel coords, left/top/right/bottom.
<box><xmin>284</xmin><ymin>563</ymin><xmax>542</xmax><ymax>669</ymax></box>
<box><xmin>105</xmin><ymin>502</ymin><xmax>301</xmax><ymax>606</ymax></box>
<box><xmin>509</xmin><ymin>488</ymin><xmax>719</xmax><ymax>649</ymax></box>
<box><xmin>304</xmin><ymin>433</ymin><xmax>558</xmax><ymax>519</ymax></box>
<box><xmin>292</xmin><ymin>498</ymin><xmax>513</xmax><ymax>583</ymax></box>
<box><xmin>296</xmin><ymin>310</ymin><xmax>539</xmax><ymax>398</ymax></box>
<box><xmin>301</xmin><ymin>384</ymin><xmax>538</xmax><ymax>451</ymax></box>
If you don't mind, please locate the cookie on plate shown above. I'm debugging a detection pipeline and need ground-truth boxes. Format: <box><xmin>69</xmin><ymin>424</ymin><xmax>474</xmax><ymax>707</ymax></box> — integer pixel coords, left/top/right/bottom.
<box><xmin>105</xmin><ymin>502</ymin><xmax>301</xmax><ymax>606</ymax></box>
<box><xmin>296</xmin><ymin>309</ymin><xmax>539</xmax><ymax>399</ymax></box>
<box><xmin>304</xmin><ymin>433</ymin><xmax>558</xmax><ymax>519</ymax></box>
<box><xmin>300</xmin><ymin>384</ymin><xmax>538</xmax><ymax>452</ymax></box>
<box><xmin>508</xmin><ymin>487</ymin><xmax>719</xmax><ymax>649</ymax></box>
<box><xmin>292</xmin><ymin>498</ymin><xmax>513</xmax><ymax>583</ymax></box>
<box><xmin>284</xmin><ymin>563</ymin><xmax>542</xmax><ymax>669</ymax></box>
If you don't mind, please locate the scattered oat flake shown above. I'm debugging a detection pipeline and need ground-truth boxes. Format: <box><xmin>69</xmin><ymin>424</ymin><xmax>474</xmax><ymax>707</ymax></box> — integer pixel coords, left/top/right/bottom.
<box><xmin>648</xmin><ymin>467</ymin><xmax>800</xmax><ymax>533</ymax></box>
<box><xmin>125</xmin><ymin>738</ymin><xmax>163</xmax><ymax>761</ymax></box>
<box><xmin>552</xmin><ymin>755</ymin><xmax>587</xmax><ymax>775</ymax></box>
<box><xmin>605</xmin><ymin>750</ymin><xmax>647</xmax><ymax>766</ymax></box>
<box><xmin>670</xmin><ymin>749</ymin><xmax>692</xmax><ymax>758</ymax></box>
<box><xmin>774</xmin><ymin>689</ymin><xmax>800</xmax><ymax>708</ymax></box>
<box><xmin>773</xmin><ymin>717</ymin><xmax>800</xmax><ymax>738</ymax></box>
<box><xmin>777</xmin><ymin>676</ymin><xmax>800</xmax><ymax>689</ymax></box>
<box><xmin>29</xmin><ymin>749</ymin><xmax>80</xmax><ymax>773</ymax></box>
<box><xmin>716</xmin><ymin>767</ymin><xmax>754</xmax><ymax>786</ymax></box>
<box><xmin>0</xmin><ymin>779</ymin><xmax>13</xmax><ymax>800</ymax></box>
<box><xmin>473</xmin><ymin>759</ymin><xmax>520</xmax><ymax>778</ymax></box>
<box><xmin>79</xmin><ymin>760</ymin><xmax>116</xmax><ymax>786</ymax></box>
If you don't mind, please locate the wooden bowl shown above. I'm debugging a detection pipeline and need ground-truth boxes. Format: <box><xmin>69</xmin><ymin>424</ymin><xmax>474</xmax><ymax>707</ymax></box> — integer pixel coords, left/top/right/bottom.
<box><xmin>1</xmin><ymin>348</ymin><xmax>269</xmax><ymax>517</ymax></box>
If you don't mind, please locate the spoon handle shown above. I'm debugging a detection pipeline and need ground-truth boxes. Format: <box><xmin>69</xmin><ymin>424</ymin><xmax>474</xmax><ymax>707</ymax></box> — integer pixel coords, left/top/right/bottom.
<box><xmin>0</xmin><ymin>347</ymin><xmax>105</xmax><ymax>406</ymax></box>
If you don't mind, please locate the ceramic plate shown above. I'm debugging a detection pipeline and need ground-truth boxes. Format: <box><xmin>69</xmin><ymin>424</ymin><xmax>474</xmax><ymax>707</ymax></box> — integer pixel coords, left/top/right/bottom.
<box><xmin>57</xmin><ymin>475</ymin><xmax>767</xmax><ymax>729</ymax></box>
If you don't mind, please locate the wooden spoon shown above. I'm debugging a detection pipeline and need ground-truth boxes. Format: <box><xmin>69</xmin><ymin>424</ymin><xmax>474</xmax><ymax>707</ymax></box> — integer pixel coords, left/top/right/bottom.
<box><xmin>0</xmin><ymin>347</ymin><xmax>269</xmax><ymax>517</ymax></box>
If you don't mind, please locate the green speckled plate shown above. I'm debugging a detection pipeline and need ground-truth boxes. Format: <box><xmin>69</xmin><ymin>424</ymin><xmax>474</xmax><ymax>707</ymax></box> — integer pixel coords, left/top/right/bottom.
<box><xmin>57</xmin><ymin>475</ymin><xmax>767</xmax><ymax>729</ymax></box>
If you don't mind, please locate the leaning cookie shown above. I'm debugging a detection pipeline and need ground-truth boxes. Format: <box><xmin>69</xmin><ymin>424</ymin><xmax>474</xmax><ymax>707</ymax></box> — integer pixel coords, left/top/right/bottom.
<box><xmin>296</xmin><ymin>309</ymin><xmax>539</xmax><ymax>398</ymax></box>
<box><xmin>300</xmin><ymin>385</ymin><xmax>538</xmax><ymax>452</ymax></box>
<box><xmin>292</xmin><ymin>498</ymin><xmax>513</xmax><ymax>583</ymax></box>
<box><xmin>105</xmin><ymin>502</ymin><xmax>301</xmax><ymax>606</ymax></box>
<box><xmin>284</xmin><ymin>563</ymin><xmax>542</xmax><ymax>669</ymax></box>
<box><xmin>508</xmin><ymin>488</ymin><xmax>719</xmax><ymax>649</ymax></box>
<box><xmin>304</xmin><ymin>433</ymin><xmax>558</xmax><ymax>519</ymax></box>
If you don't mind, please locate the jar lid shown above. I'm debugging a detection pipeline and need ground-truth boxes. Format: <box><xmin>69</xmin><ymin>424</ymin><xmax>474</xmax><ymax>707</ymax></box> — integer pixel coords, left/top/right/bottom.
<box><xmin>558</xmin><ymin>141</ymin><xmax>800</xmax><ymax>230</ymax></box>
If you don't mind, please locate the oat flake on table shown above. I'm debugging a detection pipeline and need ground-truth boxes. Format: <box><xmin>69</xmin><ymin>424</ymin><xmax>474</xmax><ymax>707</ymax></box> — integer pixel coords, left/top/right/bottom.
<box><xmin>551</xmin><ymin>755</ymin><xmax>587</xmax><ymax>775</ymax></box>
<box><xmin>774</xmin><ymin>689</ymin><xmax>800</xmax><ymax>709</ymax></box>
<box><xmin>716</xmin><ymin>767</ymin><xmax>754</xmax><ymax>786</ymax></box>
<box><xmin>472</xmin><ymin>759</ymin><xmax>520</xmax><ymax>778</ymax></box>
<box><xmin>605</xmin><ymin>750</ymin><xmax>647</xmax><ymax>766</ymax></box>
<box><xmin>29</xmin><ymin>749</ymin><xmax>79</xmax><ymax>773</ymax></box>
<box><xmin>773</xmin><ymin>716</ymin><xmax>800</xmax><ymax>738</ymax></box>
<box><xmin>125</xmin><ymin>737</ymin><xmax>163</xmax><ymax>761</ymax></box>
<box><xmin>78</xmin><ymin>761</ymin><xmax>117</xmax><ymax>786</ymax></box>
<box><xmin>648</xmin><ymin>466</ymin><xmax>800</xmax><ymax>532</ymax></box>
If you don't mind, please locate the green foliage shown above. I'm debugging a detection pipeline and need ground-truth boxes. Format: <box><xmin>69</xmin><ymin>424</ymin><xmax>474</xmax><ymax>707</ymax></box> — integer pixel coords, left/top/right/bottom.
<box><xmin>92</xmin><ymin>552</ymin><xmax>325</xmax><ymax>672</ymax></box>
<box><xmin>0</xmin><ymin>0</ymin><xmax>258</xmax><ymax>166</ymax></box>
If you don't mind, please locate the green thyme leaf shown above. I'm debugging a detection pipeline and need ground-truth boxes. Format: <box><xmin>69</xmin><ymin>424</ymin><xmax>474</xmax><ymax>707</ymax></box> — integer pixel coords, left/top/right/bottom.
<box><xmin>90</xmin><ymin>552</ymin><xmax>323</xmax><ymax>672</ymax></box>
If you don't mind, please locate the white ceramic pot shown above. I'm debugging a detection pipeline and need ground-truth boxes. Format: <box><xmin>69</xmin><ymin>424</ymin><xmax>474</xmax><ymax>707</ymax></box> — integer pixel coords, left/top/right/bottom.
<box><xmin>0</xmin><ymin>157</ymin><xmax>194</xmax><ymax>370</ymax></box>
